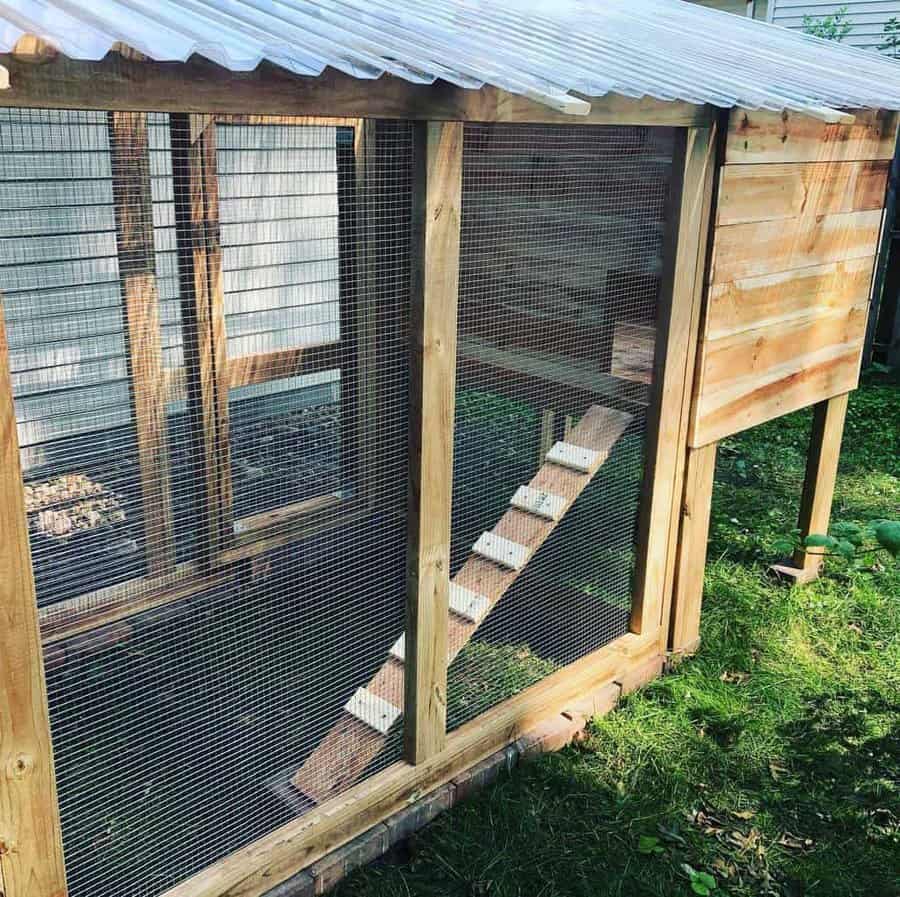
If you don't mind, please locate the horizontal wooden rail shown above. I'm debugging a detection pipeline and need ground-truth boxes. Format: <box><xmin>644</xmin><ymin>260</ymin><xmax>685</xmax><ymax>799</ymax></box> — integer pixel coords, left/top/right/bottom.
<box><xmin>227</xmin><ymin>343</ymin><xmax>343</xmax><ymax>389</ymax></box>
<box><xmin>162</xmin><ymin>628</ymin><xmax>662</xmax><ymax>897</ymax></box>
<box><xmin>0</xmin><ymin>53</ymin><xmax>714</xmax><ymax>128</ymax></box>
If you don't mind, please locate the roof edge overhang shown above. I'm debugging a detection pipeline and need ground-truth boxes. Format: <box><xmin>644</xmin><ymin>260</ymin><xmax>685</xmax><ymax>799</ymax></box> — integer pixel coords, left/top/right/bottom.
<box><xmin>0</xmin><ymin>48</ymin><xmax>720</xmax><ymax>128</ymax></box>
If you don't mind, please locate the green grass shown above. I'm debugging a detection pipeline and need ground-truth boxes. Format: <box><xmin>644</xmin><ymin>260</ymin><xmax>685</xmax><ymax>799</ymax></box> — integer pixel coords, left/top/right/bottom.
<box><xmin>336</xmin><ymin>372</ymin><xmax>900</xmax><ymax>897</ymax></box>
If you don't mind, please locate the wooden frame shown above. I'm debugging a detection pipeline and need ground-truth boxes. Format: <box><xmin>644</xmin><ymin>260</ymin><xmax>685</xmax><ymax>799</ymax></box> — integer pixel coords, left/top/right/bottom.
<box><xmin>405</xmin><ymin>120</ymin><xmax>463</xmax><ymax>763</ymax></box>
<box><xmin>632</xmin><ymin>121</ymin><xmax>720</xmax><ymax>641</ymax></box>
<box><xmin>0</xmin><ymin>53</ymin><xmax>713</xmax><ymax>128</ymax></box>
<box><xmin>0</xmin><ymin>56</ymin><xmax>879</xmax><ymax>897</ymax></box>
<box><xmin>0</xmin><ymin>300</ymin><xmax>68</xmax><ymax>897</ymax></box>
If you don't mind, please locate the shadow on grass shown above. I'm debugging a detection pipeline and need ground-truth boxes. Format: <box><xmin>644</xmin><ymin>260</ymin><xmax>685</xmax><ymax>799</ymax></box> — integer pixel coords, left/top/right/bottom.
<box><xmin>336</xmin><ymin>377</ymin><xmax>900</xmax><ymax>897</ymax></box>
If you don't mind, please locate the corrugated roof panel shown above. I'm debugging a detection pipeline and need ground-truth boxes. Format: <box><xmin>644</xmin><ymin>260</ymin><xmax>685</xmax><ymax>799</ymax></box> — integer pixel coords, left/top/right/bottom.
<box><xmin>2</xmin><ymin>0</ymin><xmax>900</xmax><ymax>117</ymax></box>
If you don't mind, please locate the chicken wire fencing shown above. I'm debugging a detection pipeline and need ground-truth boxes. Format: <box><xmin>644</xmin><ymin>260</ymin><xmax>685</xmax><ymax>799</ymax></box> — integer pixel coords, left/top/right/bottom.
<box><xmin>446</xmin><ymin>123</ymin><xmax>676</xmax><ymax>730</ymax></box>
<box><xmin>0</xmin><ymin>108</ymin><xmax>412</xmax><ymax>897</ymax></box>
<box><xmin>0</xmin><ymin>110</ymin><xmax>678</xmax><ymax>896</ymax></box>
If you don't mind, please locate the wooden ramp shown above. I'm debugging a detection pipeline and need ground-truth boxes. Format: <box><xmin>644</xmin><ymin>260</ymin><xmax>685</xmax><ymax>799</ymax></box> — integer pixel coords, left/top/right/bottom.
<box><xmin>291</xmin><ymin>404</ymin><xmax>633</xmax><ymax>805</ymax></box>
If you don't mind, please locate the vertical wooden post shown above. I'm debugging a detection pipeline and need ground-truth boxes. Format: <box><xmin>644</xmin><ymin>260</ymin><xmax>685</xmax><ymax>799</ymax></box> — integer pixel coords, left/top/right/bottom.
<box><xmin>107</xmin><ymin>111</ymin><xmax>177</xmax><ymax>574</ymax></box>
<box><xmin>668</xmin><ymin>441</ymin><xmax>718</xmax><ymax>654</ymax></box>
<box><xmin>350</xmin><ymin>120</ymin><xmax>379</xmax><ymax>507</ymax></box>
<box><xmin>171</xmin><ymin>113</ymin><xmax>232</xmax><ymax>561</ymax></box>
<box><xmin>0</xmin><ymin>300</ymin><xmax>68</xmax><ymax>897</ymax></box>
<box><xmin>405</xmin><ymin>120</ymin><xmax>463</xmax><ymax>764</ymax></box>
<box><xmin>632</xmin><ymin>123</ymin><xmax>719</xmax><ymax>638</ymax></box>
<box><xmin>772</xmin><ymin>393</ymin><xmax>850</xmax><ymax>584</ymax></box>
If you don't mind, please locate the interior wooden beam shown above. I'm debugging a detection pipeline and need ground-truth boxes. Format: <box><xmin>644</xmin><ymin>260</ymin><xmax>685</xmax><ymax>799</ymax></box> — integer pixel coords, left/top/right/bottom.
<box><xmin>0</xmin><ymin>53</ymin><xmax>714</xmax><ymax>128</ymax></box>
<box><xmin>37</xmin><ymin>563</ymin><xmax>236</xmax><ymax>646</ymax></box>
<box><xmin>162</xmin><ymin>628</ymin><xmax>661</xmax><ymax>897</ymax></box>
<box><xmin>171</xmin><ymin>112</ymin><xmax>233</xmax><ymax>561</ymax></box>
<box><xmin>226</xmin><ymin>343</ymin><xmax>343</xmax><ymax>389</ymax></box>
<box><xmin>107</xmin><ymin>111</ymin><xmax>177</xmax><ymax>574</ymax></box>
<box><xmin>631</xmin><ymin>122</ymin><xmax>719</xmax><ymax>639</ymax></box>
<box><xmin>405</xmin><ymin>120</ymin><xmax>464</xmax><ymax>764</ymax></box>
<box><xmin>0</xmin><ymin>299</ymin><xmax>68</xmax><ymax>897</ymax></box>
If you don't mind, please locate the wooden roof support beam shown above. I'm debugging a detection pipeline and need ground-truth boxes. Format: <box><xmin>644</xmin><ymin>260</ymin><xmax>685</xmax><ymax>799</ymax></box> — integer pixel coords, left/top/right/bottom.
<box><xmin>0</xmin><ymin>52</ymin><xmax>714</xmax><ymax>128</ymax></box>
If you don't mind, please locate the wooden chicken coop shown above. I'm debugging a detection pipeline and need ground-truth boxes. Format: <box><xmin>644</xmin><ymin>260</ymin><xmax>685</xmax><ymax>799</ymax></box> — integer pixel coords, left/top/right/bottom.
<box><xmin>1</xmin><ymin>3</ymin><xmax>899</xmax><ymax>897</ymax></box>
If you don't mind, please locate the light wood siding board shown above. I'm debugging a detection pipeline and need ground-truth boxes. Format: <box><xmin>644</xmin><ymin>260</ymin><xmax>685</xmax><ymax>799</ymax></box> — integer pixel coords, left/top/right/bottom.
<box><xmin>726</xmin><ymin>107</ymin><xmax>898</xmax><ymax>164</ymax></box>
<box><xmin>716</xmin><ymin>160</ymin><xmax>889</xmax><ymax>225</ymax></box>
<box><xmin>691</xmin><ymin>108</ymin><xmax>894</xmax><ymax>447</ymax></box>
<box><xmin>710</xmin><ymin>208</ymin><xmax>882</xmax><ymax>283</ymax></box>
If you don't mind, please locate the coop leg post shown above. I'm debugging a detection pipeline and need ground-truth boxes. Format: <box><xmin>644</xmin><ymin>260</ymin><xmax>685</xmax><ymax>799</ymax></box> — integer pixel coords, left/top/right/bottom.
<box><xmin>406</xmin><ymin>120</ymin><xmax>463</xmax><ymax>764</ymax></box>
<box><xmin>668</xmin><ymin>442</ymin><xmax>718</xmax><ymax>655</ymax></box>
<box><xmin>774</xmin><ymin>393</ymin><xmax>850</xmax><ymax>584</ymax></box>
<box><xmin>0</xmin><ymin>300</ymin><xmax>68</xmax><ymax>896</ymax></box>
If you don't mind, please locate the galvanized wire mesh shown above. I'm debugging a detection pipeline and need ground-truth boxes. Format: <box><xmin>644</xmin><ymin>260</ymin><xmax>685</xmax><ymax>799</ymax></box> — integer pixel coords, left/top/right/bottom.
<box><xmin>447</xmin><ymin>124</ymin><xmax>675</xmax><ymax>730</ymax></box>
<box><xmin>0</xmin><ymin>108</ymin><xmax>411</xmax><ymax>896</ymax></box>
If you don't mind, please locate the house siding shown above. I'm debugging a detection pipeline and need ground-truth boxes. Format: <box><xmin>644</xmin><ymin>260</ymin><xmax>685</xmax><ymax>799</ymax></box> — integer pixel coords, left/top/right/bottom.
<box><xmin>769</xmin><ymin>0</ymin><xmax>900</xmax><ymax>54</ymax></box>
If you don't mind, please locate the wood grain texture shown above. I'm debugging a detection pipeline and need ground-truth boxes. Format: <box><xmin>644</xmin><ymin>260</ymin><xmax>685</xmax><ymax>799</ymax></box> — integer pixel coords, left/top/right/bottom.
<box><xmin>0</xmin><ymin>300</ymin><xmax>68</xmax><ymax>897</ymax></box>
<box><xmin>710</xmin><ymin>208</ymin><xmax>882</xmax><ymax>283</ymax></box>
<box><xmin>793</xmin><ymin>393</ymin><xmax>850</xmax><ymax>576</ymax></box>
<box><xmin>703</xmin><ymin>257</ymin><xmax>875</xmax><ymax>342</ymax></box>
<box><xmin>691</xmin><ymin>107</ymin><xmax>893</xmax><ymax>447</ymax></box>
<box><xmin>0</xmin><ymin>53</ymin><xmax>713</xmax><ymax>127</ymax></box>
<box><xmin>404</xmin><ymin>120</ymin><xmax>464</xmax><ymax>764</ymax></box>
<box><xmin>632</xmin><ymin>124</ymin><xmax>717</xmax><ymax>637</ymax></box>
<box><xmin>164</xmin><ymin>631</ymin><xmax>660</xmax><ymax>897</ymax></box>
<box><xmin>726</xmin><ymin>107</ymin><xmax>898</xmax><ymax>164</ymax></box>
<box><xmin>717</xmin><ymin>160</ymin><xmax>889</xmax><ymax>225</ymax></box>
<box><xmin>292</xmin><ymin>404</ymin><xmax>632</xmax><ymax>804</ymax></box>
<box><xmin>668</xmin><ymin>442</ymin><xmax>718</xmax><ymax>655</ymax></box>
<box><xmin>107</xmin><ymin>111</ymin><xmax>177</xmax><ymax>574</ymax></box>
<box><xmin>692</xmin><ymin>302</ymin><xmax>868</xmax><ymax>447</ymax></box>
<box><xmin>171</xmin><ymin>113</ymin><xmax>233</xmax><ymax>558</ymax></box>
<box><xmin>226</xmin><ymin>343</ymin><xmax>342</xmax><ymax>388</ymax></box>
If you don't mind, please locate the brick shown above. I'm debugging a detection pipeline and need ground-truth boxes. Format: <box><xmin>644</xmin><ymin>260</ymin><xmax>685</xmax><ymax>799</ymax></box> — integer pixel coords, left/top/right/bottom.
<box><xmin>616</xmin><ymin>655</ymin><xmax>664</xmax><ymax>696</ymax></box>
<box><xmin>451</xmin><ymin>748</ymin><xmax>511</xmax><ymax>803</ymax></box>
<box><xmin>262</xmin><ymin>870</ymin><xmax>316</xmax><ymax>897</ymax></box>
<box><xmin>384</xmin><ymin>785</ymin><xmax>453</xmax><ymax>845</ymax></box>
<box><xmin>309</xmin><ymin>824</ymin><xmax>389</xmax><ymax>893</ymax></box>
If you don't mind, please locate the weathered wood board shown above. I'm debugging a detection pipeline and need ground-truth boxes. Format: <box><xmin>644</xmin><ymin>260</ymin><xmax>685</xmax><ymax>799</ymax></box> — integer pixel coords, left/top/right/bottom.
<box><xmin>691</xmin><ymin>108</ymin><xmax>894</xmax><ymax>447</ymax></box>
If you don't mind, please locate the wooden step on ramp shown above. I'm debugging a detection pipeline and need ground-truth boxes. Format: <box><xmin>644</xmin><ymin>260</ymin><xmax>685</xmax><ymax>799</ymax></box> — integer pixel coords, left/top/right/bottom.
<box><xmin>290</xmin><ymin>404</ymin><xmax>633</xmax><ymax>806</ymax></box>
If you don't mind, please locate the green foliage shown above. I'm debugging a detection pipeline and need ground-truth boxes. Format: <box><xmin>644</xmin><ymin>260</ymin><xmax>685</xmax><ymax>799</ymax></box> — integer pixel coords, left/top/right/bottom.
<box><xmin>683</xmin><ymin>865</ymin><xmax>717</xmax><ymax>895</ymax></box>
<box><xmin>802</xmin><ymin>5</ymin><xmax>853</xmax><ymax>41</ymax></box>
<box><xmin>880</xmin><ymin>16</ymin><xmax>900</xmax><ymax>56</ymax></box>
<box><xmin>874</xmin><ymin>520</ymin><xmax>900</xmax><ymax>556</ymax></box>
<box><xmin>638</xmin><ymin>834</ymin><xmax>665</xmax><ymax>854</ymax></box>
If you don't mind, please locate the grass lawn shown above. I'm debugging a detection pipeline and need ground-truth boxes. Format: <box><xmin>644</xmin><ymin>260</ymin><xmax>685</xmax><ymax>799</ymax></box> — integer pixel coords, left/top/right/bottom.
<box><xmin>336</xmin><ymin>373</ymin><xmax>900</xmax><ymax>897</ymax></box>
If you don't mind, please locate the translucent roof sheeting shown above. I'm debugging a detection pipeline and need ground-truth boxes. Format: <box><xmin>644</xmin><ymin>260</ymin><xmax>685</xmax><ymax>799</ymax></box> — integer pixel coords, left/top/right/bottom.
<box><xmin>2</xmin><ymin>0</ymin><xmax>900</xmax><ymax>118</ymax></box>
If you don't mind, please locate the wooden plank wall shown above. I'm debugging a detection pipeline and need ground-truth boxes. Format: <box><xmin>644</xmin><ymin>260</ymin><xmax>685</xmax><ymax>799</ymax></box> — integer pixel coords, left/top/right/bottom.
<box><xmin>690</xmin><ymin>108</ymin><xmax>898</xmax><ymax>447</ymax></box>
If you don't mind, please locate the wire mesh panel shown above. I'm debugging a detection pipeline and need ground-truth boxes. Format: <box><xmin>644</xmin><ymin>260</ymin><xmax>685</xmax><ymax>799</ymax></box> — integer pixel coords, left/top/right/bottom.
<box><xmin>0</xmin><ymin>109</ymin><xmax>413</xmax><ymax>896</ymax></box>
<box><xmin>446</xmin><ymin>124</ymin><xmax>676</xmax><ymax>730</ymax></box>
